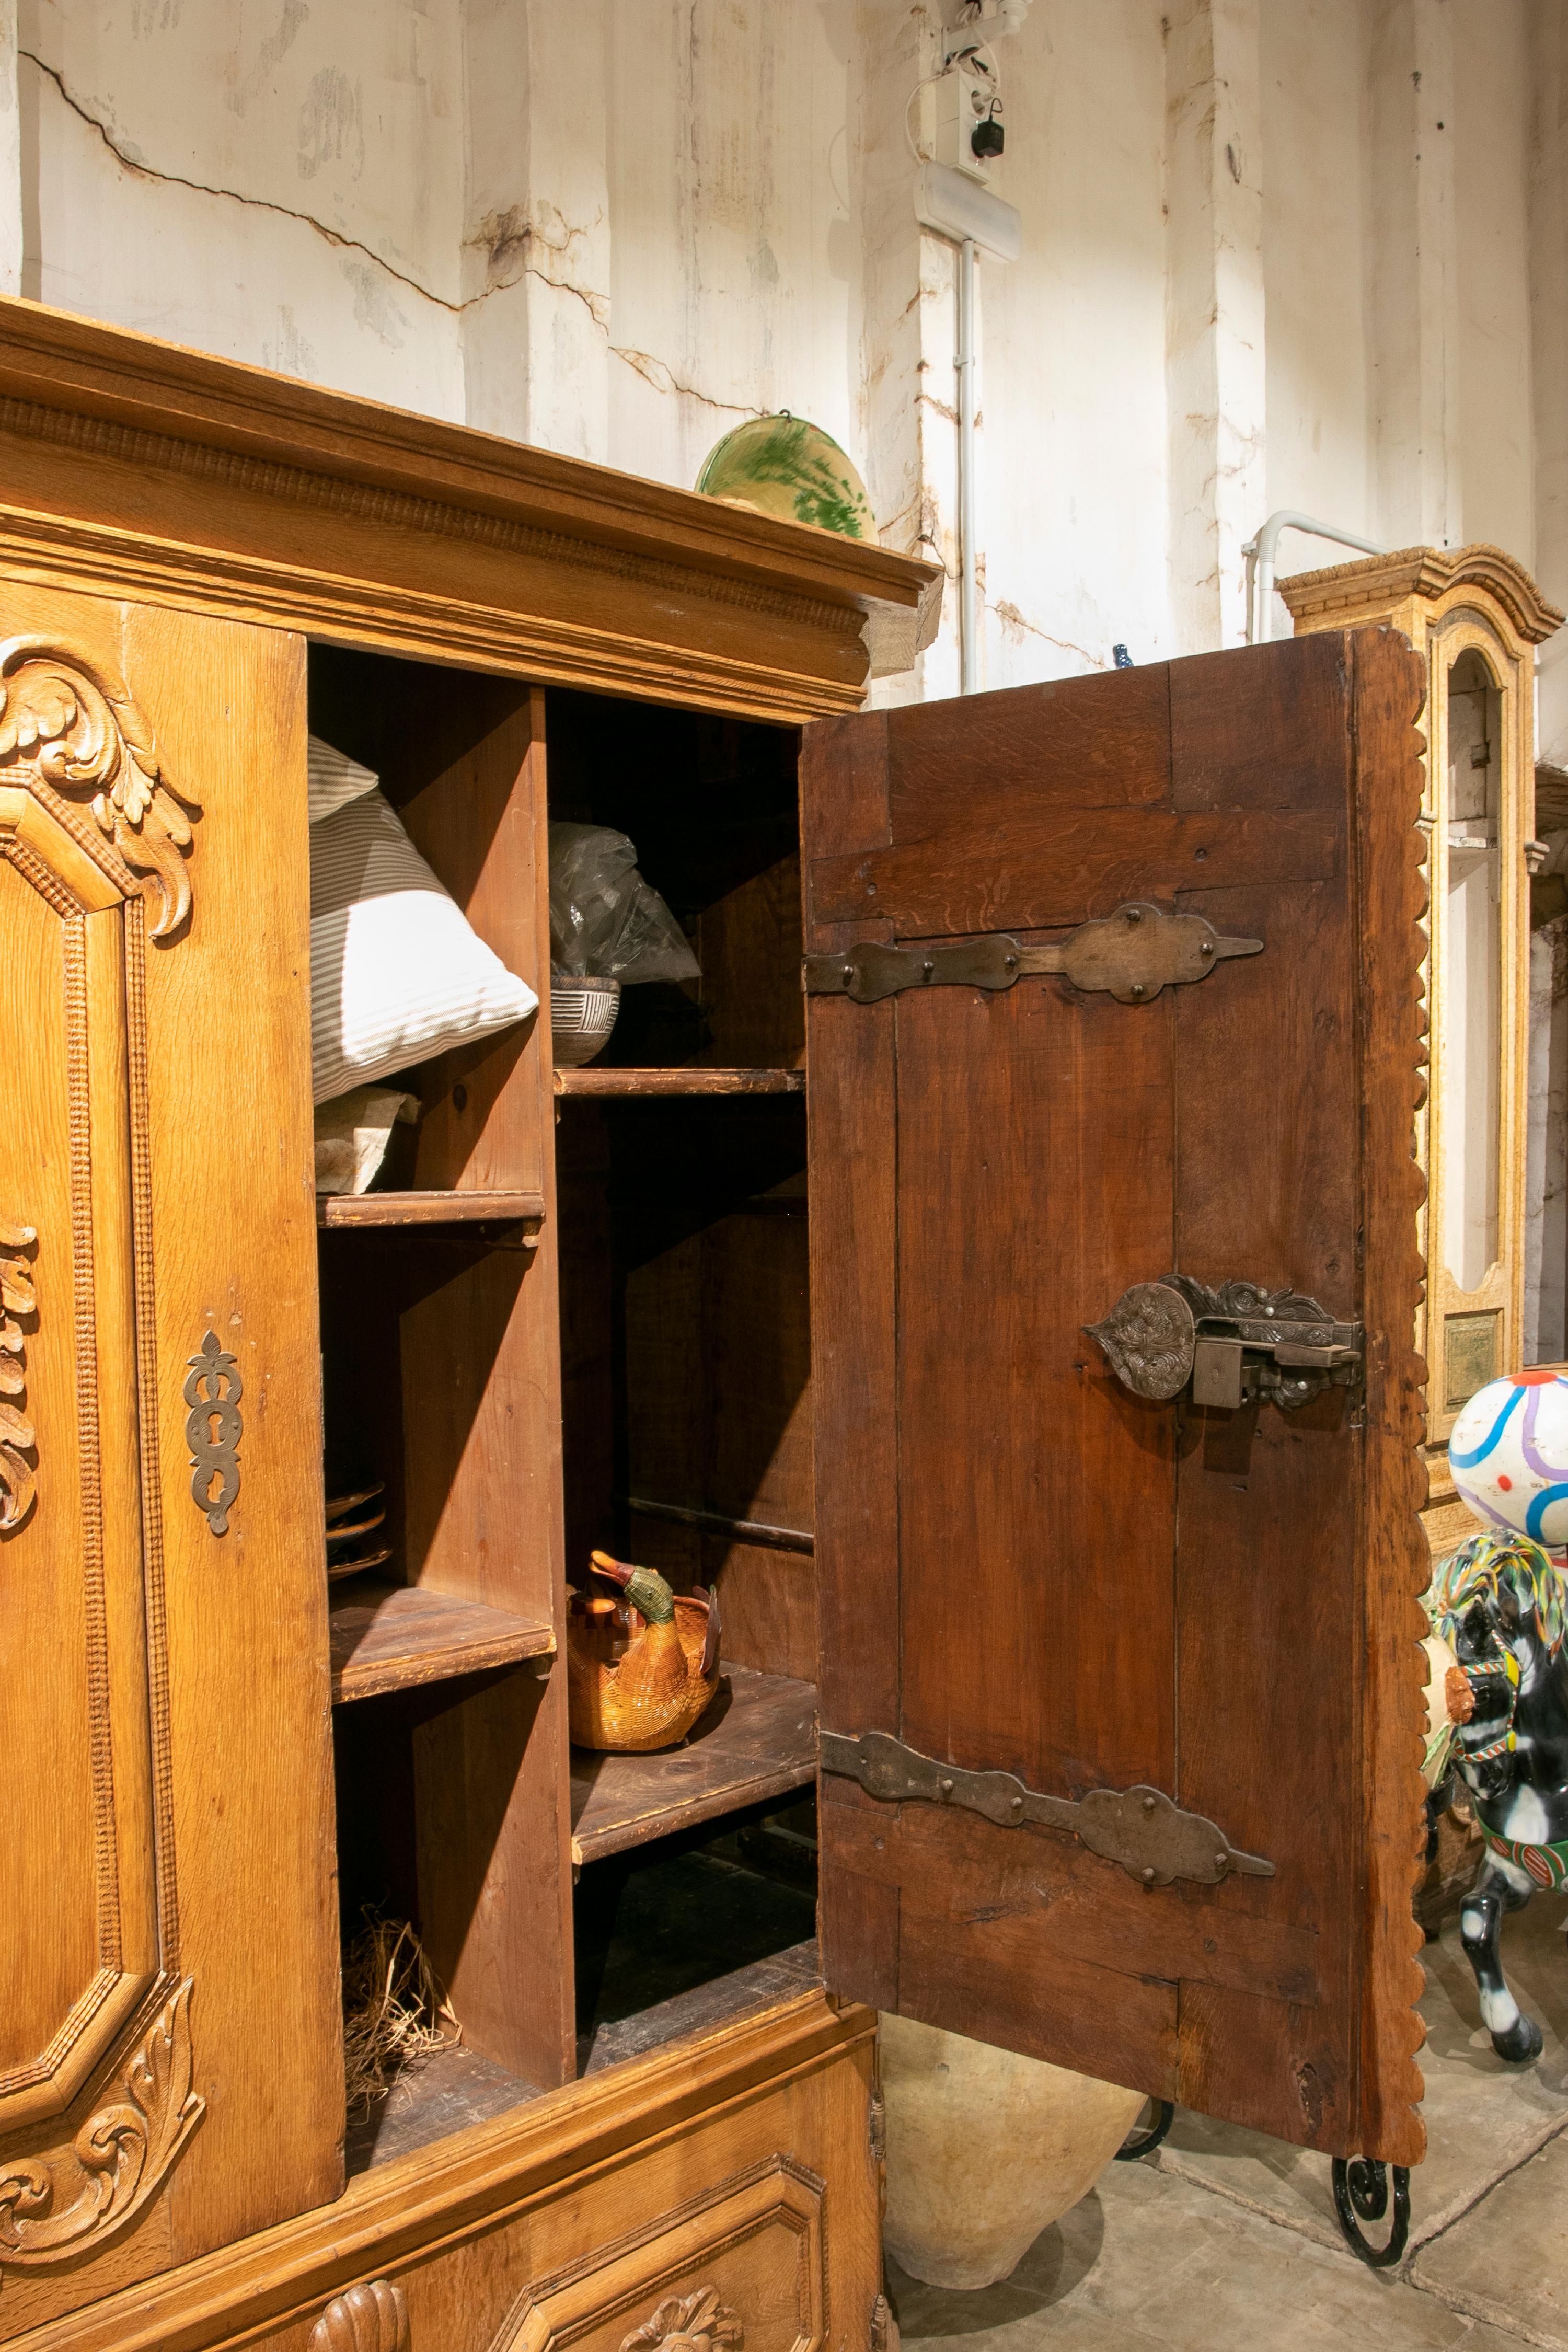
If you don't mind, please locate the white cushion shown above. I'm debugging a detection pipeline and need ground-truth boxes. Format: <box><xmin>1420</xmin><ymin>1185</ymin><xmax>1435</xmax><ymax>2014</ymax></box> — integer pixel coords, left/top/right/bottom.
<box><xmin>308</xmin><ymin>734</ymin><xmax>381</xmax><ymax>825</ymax></box>
<box><xmin>309</xmin><ymin>790</ymin><xmax>538</xmax><ymax>1104</ymax></box>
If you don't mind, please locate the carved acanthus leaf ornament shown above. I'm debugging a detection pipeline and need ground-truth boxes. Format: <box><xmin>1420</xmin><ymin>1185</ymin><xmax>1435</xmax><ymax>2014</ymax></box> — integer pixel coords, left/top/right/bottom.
<box><xmin>0</xmin><ymin>637</ymin><xmax>198</xmax><ymax>937</ymax></box>
<box><xmin>0</xmin><ymin>1980</ymin><xmax>204</xmax><ymax>2276</ymax></box>
<box><xmin>0</xmin><ymin>1222</ymin><xmax>36</xmax><ymax>1531</ymax></box>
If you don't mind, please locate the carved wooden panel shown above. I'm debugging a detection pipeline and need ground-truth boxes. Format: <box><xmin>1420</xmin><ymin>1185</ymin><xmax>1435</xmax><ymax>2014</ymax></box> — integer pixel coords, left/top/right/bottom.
<box><xmin>491</xmin><ymin>2157</ymin><xmax>826</xmax><ymax>2352</ymax></box>
<box><xmin>0</xmin><ymin>632</ymin><xmax>194</xmax><ymax>2195</ymax></box>
<box><xmin>0</xmin><ymin>1979</ymin><xmax>200</xmax><ymax>2274</ymax></box>
<box><xmin>0</xmin><ymin>1221</ymin><xmax>37</xmax><ymax>1530</ymax></box>
<box><xmin>0</xmin><ymin>617</ymin><xmax>210</xmax><ymax>2328</ymax></box>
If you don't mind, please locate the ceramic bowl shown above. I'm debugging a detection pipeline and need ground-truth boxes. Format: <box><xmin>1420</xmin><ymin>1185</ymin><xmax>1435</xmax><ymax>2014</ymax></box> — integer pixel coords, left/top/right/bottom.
<box><xmin>696</xmin><ymin>413</ymin><xmax>874</xmax><ymax>540</ymax></box>
<box><xmin>551</xmin><ymin>976</ymin><xmax>621</xmax><ymax>1067</ymax></box>
<box><xmin>1449</xmin><ymin>1364</ymin><xmax>1568</xmax><ymax>1546</ymax></box>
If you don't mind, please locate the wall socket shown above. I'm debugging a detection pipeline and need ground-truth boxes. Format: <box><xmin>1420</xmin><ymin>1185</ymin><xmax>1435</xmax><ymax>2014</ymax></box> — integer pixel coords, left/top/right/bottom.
<box><xmin>920</xmin><ymin>61</ymin><xmax>1002</xmax><ymax>183</ymax></box>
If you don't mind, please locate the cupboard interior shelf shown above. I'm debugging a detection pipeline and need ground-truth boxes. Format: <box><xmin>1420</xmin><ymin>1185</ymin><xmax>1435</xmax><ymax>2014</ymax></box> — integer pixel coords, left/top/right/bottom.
<box><xmin>569</xmin><ymin>1667</ymin><xmax>817</xmax><ymax>1864</ymax></box>
<box><xmin>553</xmin><ymin>1068</ymin><xmax>805</xmax><ymax>1098</ymax></box>
<box><xmin>329</xmin><ymin>1579</ymin><xmax>555</xmax><ymax>1704</ymax></box>
<box><xmin>318</xmin><ymin>1189</ymin><xmax>546</xmax><ymax>1229</ymax></box>
<box><xmin>317</xmin><ymin>1189</ymin><xmax>545</xmax><ymax>1232</ymax></box>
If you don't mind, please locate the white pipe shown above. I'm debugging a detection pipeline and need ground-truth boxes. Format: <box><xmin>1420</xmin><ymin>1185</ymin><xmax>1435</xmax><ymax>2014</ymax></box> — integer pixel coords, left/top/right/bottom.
<box><xmin>1244</xmin><ymin>510</ymin><xmax>1387</xmax><ymax>644</ymax></box>
<box><xmin>958</xmin><ymin>235</ymin><xmax>978</xmax><ymax>694</ymax></box>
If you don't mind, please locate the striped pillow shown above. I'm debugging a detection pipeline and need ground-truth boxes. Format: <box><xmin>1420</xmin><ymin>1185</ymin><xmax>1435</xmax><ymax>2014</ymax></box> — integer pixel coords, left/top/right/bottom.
<box><xmin>309</xmin><ymin>790</ymin><xmax>538</xmax><ymax>1104</ymax></box>
<box><xmin>307</xmin><ymin>734</ymin><xmax>380</xmax><ymax>824</ymax></box>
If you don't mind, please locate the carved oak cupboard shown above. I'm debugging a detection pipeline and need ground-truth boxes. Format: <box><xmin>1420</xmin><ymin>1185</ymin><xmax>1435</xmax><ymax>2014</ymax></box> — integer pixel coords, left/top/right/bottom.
<box><xmin>0</xmin><ymin>298</ymin><xmax>1432</xmax><ymax>2350</ymax></box>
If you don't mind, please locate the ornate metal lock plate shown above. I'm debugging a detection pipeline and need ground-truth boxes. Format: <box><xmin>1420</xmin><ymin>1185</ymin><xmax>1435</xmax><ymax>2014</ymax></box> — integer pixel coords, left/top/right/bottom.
<box><xmin>1087</xmin><ymin>1275</ymin><xmax>1363</xmax><ymax>1410</ymax></box>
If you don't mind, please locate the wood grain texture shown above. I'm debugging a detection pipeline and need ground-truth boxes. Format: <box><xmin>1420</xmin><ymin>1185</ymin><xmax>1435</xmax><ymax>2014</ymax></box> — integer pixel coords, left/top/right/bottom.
<box><xmin>554</xmin><ymin>1071</ymin><xmax>804</xmax><ymax>1098</ymax></box>
<box><xmin>119</xmin><ymin>598</ymin><xmax>346</xmax><ymax>2263</ymax></box>
<box><xmin>569</xmin><ymin>1669</ymin><xmax>817</xmax><ymax>1862</ymax></box>
<box><xmin>0</xmin><ymin>294</ymin><xmax>932</xmax><ymax>619</ymax></box>
<box><xmin>0</xmin><ymin>871</ymin><xmax>151</xmax><ymax>2116</ymax></box>
<box><xmin>800</xmin><ymin>711</ymin><xmax>899</xmax><ymax>1753</ymax></box>
<box><xmin>0</xmin><ymin>299</ymin><xmax>937</xmax><ymax>727</ymax></box>
<box><xmin>308</xmin><ymin>661</ymin><xmax>575</xmax><ymax>2092</ymax></box>
<box><xmin>9</xmin><ymin>1992</ymin><xmax>878</xmax><ymax>2352</ymax></box>
<box><xmin>1164</xmin><ymin>637</ymin><xmax>1361</xmax><ymax>2142</ymax></box>
<box><xmin>486</xmin><ymin>2151</ymin><xmax>825</xmax><ymax>2352</ymax></box>
<box><xmin>558</xmin><ymin>1080</ymin><xmax>814</xmax><ymax>1693</ymax></box>
<box><xmin>317</xmin><ymin>1192</ymin><xmax>545</xmax><ymax>1229</ymax></box>
<box><xmin>810</xmin><ymin>805</ymin><xmax>1339</xmax><ymax>937</ymax></box>
<box><xmin>805</xmin><ymin>633</ymin><xmax>1431</xmax><ymax>2162</ymax></box>
<box><xmin>1348</xmin><ymin>627</ymin><xmax>1432</xmax><ymax>2172</ymax></box>
<box><xmin>0</xmin><ymin>311</ymin><xmax>926</xmax><ymax>2349</ymax></box>
<box><xmin>328</xmin><ymin>1583</ymin><xmax>555</xmax><ymax>1704</ymax></box>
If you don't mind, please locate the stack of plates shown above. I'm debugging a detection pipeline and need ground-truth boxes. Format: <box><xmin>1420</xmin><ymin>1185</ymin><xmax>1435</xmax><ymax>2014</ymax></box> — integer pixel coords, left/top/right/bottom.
<box><xmin>327</xmin><ymin>1484</ymin><xmax>389</xmax><ymax>1582</ymax></box>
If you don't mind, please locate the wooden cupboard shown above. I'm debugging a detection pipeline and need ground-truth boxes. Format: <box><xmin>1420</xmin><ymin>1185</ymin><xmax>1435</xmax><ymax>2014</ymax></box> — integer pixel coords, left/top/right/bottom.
<box><xmin>0</xmin><ymin>297</ymin><xmax>1433</xmax><ymax>2349</ymax></box>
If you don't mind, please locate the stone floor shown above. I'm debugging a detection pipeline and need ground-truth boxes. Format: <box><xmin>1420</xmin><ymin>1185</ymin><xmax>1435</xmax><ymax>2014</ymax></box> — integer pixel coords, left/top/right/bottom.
<box><xmin>889</xmin><ymin>1898</ymin><xmax>1568</xmax><ymax>2351</ymax></box>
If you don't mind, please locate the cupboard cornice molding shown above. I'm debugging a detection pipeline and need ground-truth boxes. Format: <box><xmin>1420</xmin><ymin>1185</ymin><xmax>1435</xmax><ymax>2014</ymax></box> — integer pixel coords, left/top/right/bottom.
<box><xmin>0</xmin><ymin>296</ymin><xmax>941</xmax><ymax>720</ymax></box>
<box><xmin>1277</xmin><ymin>541</ymin><xmax>1565</xmax><ymax>647</ymax></box>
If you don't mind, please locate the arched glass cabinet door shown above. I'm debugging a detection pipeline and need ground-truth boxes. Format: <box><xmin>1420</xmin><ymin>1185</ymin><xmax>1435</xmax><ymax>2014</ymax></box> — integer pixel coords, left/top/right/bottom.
<box><xmin>1279</xmin><ymin>546</ymin><xmax>1563</xmax><ymax>1540</ymax></box>
<box><xmin>1436</xmin><ymin>645</ymin><xmax>1506</xmax><ymax>1400</ymax></box>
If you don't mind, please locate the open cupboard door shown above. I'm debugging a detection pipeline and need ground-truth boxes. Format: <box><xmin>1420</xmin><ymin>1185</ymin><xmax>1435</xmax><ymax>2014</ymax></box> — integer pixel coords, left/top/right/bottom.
<box><xmin>802</xmin><ymin>629</ymin><xmax>1429</xmax><ymax>2170</ymax></box>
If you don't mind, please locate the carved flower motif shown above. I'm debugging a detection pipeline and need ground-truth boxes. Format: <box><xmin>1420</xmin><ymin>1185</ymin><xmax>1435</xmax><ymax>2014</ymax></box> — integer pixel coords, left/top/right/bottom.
<box><xmin>619</xmin><ymin>2285</ymin><xmax>744</xmax><ymax>2352</ymax></box>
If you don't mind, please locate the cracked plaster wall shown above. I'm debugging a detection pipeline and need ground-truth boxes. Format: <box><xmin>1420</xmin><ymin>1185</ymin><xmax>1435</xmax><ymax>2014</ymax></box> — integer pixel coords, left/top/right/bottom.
<box><xmin>19</xmin><ymin>0</ymin><xmax>468</xmax><ymax>412</ymax></box>
<box><xmin>1</xmin><ymin>0</ymin><xmax>1561</xmax><ymax>701</ymax></box>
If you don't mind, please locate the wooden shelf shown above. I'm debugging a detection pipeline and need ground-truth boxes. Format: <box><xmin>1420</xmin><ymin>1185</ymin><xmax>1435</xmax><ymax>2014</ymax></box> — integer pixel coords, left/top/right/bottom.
<box><xmin>569</xmin><ymin>1667</ymin><xmax>817</xmax><ymax>1863</ymax></box>
<box><xmin>345</xmin><ymin>2040</ymin><xmax>540</xmax><ymax>2177</ymax></box>
<box><xmin>554</xmin><ymin>1068</ymin><xmax>805</xmax><ymax>1098</ymax></box>
<box><xmin>317</xmin><ymin>1189</ymin><xmax>546</xmax><ymax>1230</ymax></box>
<box><xmin>329</xmin><ymin>1580</ymin><xmax>555</xmax><ymax>1704</ymax></box>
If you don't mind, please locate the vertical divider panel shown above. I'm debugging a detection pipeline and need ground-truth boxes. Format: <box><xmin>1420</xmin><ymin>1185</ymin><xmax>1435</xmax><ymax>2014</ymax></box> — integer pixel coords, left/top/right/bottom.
<box><xmin>122</xmin><ymin>597</ymin><xmax>348</xmax><ymax>2257</ymax></box>
<box><xmin>801</xmin><ymin>712</ymin><xmax>903</xmax><ymax>2008</ymax></box>
<box><xmin>392</xmin><ymin>684</ymin><xmax>575</xmax><ymax>2090</ymax></box>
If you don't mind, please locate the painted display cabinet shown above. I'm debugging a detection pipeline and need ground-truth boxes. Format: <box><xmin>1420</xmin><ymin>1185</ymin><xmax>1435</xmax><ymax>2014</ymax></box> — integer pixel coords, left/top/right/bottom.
<box><xmin>0</xmin><ymin>298</ymin><xmax>1436</xmax><ymax>2348</ymax></box>
<box><xmin>1281</xmin><ymin>548</ymin><xmax>1564</xmax><ymax>1558</ymax></box>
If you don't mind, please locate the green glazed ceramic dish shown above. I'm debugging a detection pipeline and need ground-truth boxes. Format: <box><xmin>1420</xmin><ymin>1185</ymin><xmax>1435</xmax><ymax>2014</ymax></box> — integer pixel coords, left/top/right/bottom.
<box><xmin>696</xmin><ymin>412</ymin><xmax>874</xmax><ymax>541</ymax></box>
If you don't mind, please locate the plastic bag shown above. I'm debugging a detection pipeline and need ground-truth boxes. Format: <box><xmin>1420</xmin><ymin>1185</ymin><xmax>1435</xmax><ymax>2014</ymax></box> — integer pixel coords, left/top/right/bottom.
<box><xmin>548</xmin><ymin>822</ymin><xmax>700</xmax><ymax>984</ymax></box>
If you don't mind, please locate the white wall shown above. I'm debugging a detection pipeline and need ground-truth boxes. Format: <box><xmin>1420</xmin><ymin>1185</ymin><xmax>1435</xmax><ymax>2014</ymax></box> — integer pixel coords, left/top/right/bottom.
<box><xmin>0</xmin><ymin>0</ymin><xmax>1560</xmax><ymax>694</ymax></box>
<box><xmin>18</xmin><ymin>0</ymin><xmax>468</xmax><ymax>413</ymax></box>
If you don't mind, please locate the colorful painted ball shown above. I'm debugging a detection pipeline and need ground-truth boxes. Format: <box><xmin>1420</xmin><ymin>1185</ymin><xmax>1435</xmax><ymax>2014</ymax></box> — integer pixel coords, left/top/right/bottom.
<box><xmin>1450</xmin><ymin>1366</ymin><xmax>1568</xmax><ymax>1548</ymax></box>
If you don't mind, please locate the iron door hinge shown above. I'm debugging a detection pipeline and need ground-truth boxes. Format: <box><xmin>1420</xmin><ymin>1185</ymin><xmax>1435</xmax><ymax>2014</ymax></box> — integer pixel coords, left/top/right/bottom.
<box><xmin>803</xmin><ymin>901</ymin><xmax>1262</xmax><ymax>1006</ymax></box>
<box><xmin>819</xmin><ymin>1727</ymin><xmax>1273</xmax><ymax>1888</ymax></box>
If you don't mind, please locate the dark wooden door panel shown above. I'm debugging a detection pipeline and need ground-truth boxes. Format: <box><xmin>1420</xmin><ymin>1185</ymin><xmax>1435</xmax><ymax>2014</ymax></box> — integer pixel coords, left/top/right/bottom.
<box><xmin>804</xmin><ymin>630</ymin><xmax>1429</xmax><ymax>2168</ymax></box>
<box><xmin>809</xmin><ymin>805</ymin><xmax>1341</xmax><ymax>937</ymax></box>
<box><xmin>884</xmin><ymin>663</ymin><xmax>1172</xmax><ymax>835</ymax></box>
<box><xmin>893</xmin><ymin>978</ymin><xmax>1177</xmax><ymax>1793</ymax></box>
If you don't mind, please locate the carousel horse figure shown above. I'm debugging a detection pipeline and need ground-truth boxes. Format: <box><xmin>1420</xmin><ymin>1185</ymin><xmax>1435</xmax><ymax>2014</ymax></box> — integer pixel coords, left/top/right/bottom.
<box><xmin>1426</xmin><ymin>1531</ymin><xmax>1568</xmax><ymax>2058</ymax></box>
<box><xmin>1433</xmin><ymin>1364</ymin><xmax>1568</xmax><ymax>2061</ymax></box>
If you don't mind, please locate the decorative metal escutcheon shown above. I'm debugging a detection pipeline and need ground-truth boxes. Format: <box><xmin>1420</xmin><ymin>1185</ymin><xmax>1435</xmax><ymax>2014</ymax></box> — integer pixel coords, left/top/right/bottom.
<box><xmin>1087</xmin><ymin>1275</ymin><xmax>1363</xmax><ymax>1411</ymax></box>
<box><xmin>803</xmin><ymin>901</ymin><xmax>1263</xmax><ymax>1007</ymax></box>
<box><xmin>820</xmin><ymin>1728</ymin><xmax>1273</xmax><ymax>1888</ymax></box>
<box><xmin>185</xmin><ymin>1329</ymin><xmax>243</xmax><ymax>1536</ymax></box>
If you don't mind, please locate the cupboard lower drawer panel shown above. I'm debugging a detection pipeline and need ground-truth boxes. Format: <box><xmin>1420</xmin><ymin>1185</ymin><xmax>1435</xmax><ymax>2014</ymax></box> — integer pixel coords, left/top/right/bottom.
<box><xmin>13</xmin><ymin>1995</ymin><xmax>882</xmax><ymax>2352</ymax></box>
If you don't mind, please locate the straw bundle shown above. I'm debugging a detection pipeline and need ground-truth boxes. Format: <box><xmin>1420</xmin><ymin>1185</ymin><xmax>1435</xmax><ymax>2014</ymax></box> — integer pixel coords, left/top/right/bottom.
<box><xmin>341</xmin><ymin>1911</ymin><xmax>459</xmax><ymax>2117</ymax></box>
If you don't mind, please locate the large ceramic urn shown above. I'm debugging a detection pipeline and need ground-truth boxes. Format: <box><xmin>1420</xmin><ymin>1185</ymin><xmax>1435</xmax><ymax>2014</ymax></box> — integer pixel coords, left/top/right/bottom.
<box><xmin>880</xmin><ymin>2015</ymin><xmax>1143</xmax><ymax>2289</ymax></box>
